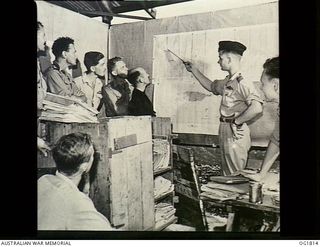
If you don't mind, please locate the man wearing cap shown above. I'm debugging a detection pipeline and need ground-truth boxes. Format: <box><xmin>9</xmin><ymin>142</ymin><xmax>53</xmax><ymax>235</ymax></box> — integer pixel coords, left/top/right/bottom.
<box><xmin>184</xmin><ymin>41</ymin><xmax>263</xmax><ymax>175</ymax></box>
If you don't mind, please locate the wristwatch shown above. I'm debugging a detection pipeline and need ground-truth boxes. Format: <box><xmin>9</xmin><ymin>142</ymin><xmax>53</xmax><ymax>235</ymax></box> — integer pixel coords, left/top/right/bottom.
<box><xmin>232</xmin><ymin>118</ymin><xmax>243</xmax><ymax>128</ymax></box>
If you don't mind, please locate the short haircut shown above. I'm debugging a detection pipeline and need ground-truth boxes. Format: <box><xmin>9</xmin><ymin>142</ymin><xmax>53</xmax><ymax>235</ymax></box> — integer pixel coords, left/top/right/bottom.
<box><xmin>221</xmin><ymin>50</ymin><xmax>242</xmax><ymax>61</ymax></box>
<box><xmin>263</xmin><ymin>56</ymin><xmax>279</xmax><ymax>79</ymax></box>
<box><xmin>37</xmin><ymin>21</ymin><xmax>44</xmax><ymax>31</ymax></box>
<box><xmin>127</xmin><ymin>69</ymin><xmax>141</xmax><ymax>87</ymax></box>
<box><xmin>107</xmin><ymin>57</ymin><xmax>123</xmax><ymax>73</ymax></box>
<box><xmin>52</xmin><ymin>132</ymin><xmax>93</xmax><ymax>176</ymax></box>
<box><xmin>84</xmin><ymin>51</ymin><xmax>105</xmax><ymax>72</ymax></box>
<box><xmin>51</xmin><ymin>37</ymin><xmax>74</xmax><ymax>59</ymax></box>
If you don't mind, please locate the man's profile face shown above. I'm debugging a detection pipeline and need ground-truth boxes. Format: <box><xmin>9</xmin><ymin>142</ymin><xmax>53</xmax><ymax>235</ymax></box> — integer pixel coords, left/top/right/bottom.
<box><xmin>260</xmin><ymin>70</ymin><xmax>278</xmax><ymax>101</ymax></box>
<box><xmin>137</xmin><ymin>68</ymin><xmax>151</xmax><ymax>85</ymax></box>
<box><xmin>217</xmin><ymin>51</ymin><xmax>230</xmax><ymax>71</ymax></box>
<box><xmin>113</xmin><ymin>61</ymin><xmax>128</xmax><ymax>78</ymax></box>
<box><xmin>93</xmin><ymin>57</ymin><xmax>107</xmax><ymax>77</ymax></box>
<box><xmin>37</xmin><ymin>28</ymin><xmax>46</xmax><ymax>52</ymax></box>
<box><xmin>65</xmin><ymin>44</ymin><xmax>77</xmax><ymax>66</ymax></box>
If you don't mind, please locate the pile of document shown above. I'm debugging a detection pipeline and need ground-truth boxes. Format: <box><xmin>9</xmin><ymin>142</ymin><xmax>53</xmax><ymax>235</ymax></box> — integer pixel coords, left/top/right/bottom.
<box><xmin>200</xmin><ymin>182</ymin><xmax>244</xmax><ymax>201</ymax></box>
<box><xmin>155</xmin><ymin>203</ymin><xmax>176</xmax><ymax>229</ymax></box>
<box><xmin>153</xmin><ymin>139</ymin><xmax>170</xmax><ymax>172</ymax></box>
<box><xmin>154</xmin><ymin>176</ymin><xmax>174</xmax><ymax>200</ymax></box>
<box><xmin>39</xmin><ymin>93</ymin><xmax>99</xmax><ymax>123</ymax></box>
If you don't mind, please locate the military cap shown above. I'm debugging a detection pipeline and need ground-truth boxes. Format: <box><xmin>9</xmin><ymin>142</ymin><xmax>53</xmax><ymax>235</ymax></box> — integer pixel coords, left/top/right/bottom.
<box><xmin>218</xmin><ymin>41</ymin><xmax>247</xmax><ymax>56</ymax></box>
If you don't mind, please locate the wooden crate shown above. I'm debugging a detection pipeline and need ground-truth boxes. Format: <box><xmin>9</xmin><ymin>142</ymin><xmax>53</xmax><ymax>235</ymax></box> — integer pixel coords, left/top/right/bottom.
<box><xmin>37</xmin><ymin>116</ymin><xmax>154</xmax><ymax>230</ymax></box>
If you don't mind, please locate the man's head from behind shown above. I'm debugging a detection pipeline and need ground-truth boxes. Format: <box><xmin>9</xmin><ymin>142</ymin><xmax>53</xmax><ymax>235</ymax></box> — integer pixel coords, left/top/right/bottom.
<box><xmin>127</xmin><ymin>67</ymin><xmax>151</xmax><ymax>88</ymax></box>
<box><xmin>84</xmin><ymin>51</ymin><xmax>106</xmax><ymax>77</ymax></box>
<box><xmin>52</xmin><ymin>37</ymin><xmax>77</xmax><ymax>66</ymax></box>
<box><xmin>107</xmin><ymin>57</ymin><xmax>128</xmax><ymax>78</ymax></box>
<box><xmin>52</xmin><ymin>133</ymin><xmax>94</xmax><ymax>176</ymax></box>
<box><xmin>260</xmin><ymin>56</ymin><xmax>279</xmax><ymax>101</ymax></box>
<box><xmin>37</xmin><ymin>22</ymin><xmax>46</xmax><ymax>52</ymax></box>
<box><xmin>217</xmin><ymin>41</ymin><xmax>246</xmax><ymax>71</ymax></box>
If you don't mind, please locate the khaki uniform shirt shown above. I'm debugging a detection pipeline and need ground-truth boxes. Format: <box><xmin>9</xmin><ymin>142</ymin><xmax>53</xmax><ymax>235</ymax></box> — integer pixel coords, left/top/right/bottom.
<box><xmin>211</xmin><ymin>72</ymin><xmax>263</xmax><ymax>117</ymax></box>
<box><xmin>74</xmin><ymin>73</ymin><xmax>103</xmax><ymax>109</ymax></box>
<box><xmin>46</xmin><ymin>61</ymin><xmax>86</xmax><ymax>102</ymax></box>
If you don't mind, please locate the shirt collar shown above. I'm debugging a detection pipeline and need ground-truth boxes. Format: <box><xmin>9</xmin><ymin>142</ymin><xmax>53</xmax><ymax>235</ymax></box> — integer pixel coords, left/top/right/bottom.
<box><xmin>135</xmin><ymin>87</ymin><xmax>145</xmax><ymax>93</ymax></box>
<box><xmin>52</xmin><ymin>61</ymin><xmax>71</xmax><ymax>76</ymax></box>
<box><xmin>226</xmin><ymin>72</ymin><xmax>242</xmax><ymax>89</ymax></box>
<box><xmin>52</xmin><ymin>61</ymin><xmax>61</xmax><ymax>71</ymax></box>
<box><xmin>82</xmin><ymin>73</ymin><xmax>100</xmax><ymax>87</ymax></box>
<box><xmin>229</xmin><ymin>71</ymin><xmax>242</xmax><ymax>81</ymax></box>
<box><xmin>82</xmin><ymin>73</ymin><xmax>91</xmax><ymax>84</ymax></box>
<box><xmin>55</xmin><ymin>171</ymin><xmax>79</xmax><ymax>191</ymax></box>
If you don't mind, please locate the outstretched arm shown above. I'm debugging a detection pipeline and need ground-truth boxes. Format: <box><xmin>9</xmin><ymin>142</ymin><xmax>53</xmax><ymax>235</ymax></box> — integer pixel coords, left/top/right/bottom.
<box><xmin>260</xmin><ymin>141</ymin><xmax>279</xmax><ymax>177</ymax></box>
<box><xmin>184</xmin><ymin>61</ymin><xmax>213</xmax><ymax>92</ymax></box>
<box><xmin>242</xmin><ymin>141</ymin><xmax>279</xmax><ymax>182</ymax></box>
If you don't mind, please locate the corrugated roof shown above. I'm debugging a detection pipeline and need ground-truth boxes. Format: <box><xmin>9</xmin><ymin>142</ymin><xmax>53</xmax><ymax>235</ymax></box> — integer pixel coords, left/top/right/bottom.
<box><xmin>45</xmin><ymin>1</ymin><xmax>192</xmax><ymax>20</ymax></box>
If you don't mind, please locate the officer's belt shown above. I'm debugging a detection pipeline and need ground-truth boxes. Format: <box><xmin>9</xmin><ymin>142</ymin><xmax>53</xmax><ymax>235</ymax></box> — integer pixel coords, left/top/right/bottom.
<box><xmin>219</xmin><ymin>116</ymin><xmax>234</xmax><ymax>123</ymax></box>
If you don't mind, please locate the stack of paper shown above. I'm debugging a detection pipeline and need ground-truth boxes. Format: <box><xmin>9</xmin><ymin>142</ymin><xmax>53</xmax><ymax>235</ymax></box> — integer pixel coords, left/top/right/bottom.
<box><xmin>155</xmin><ymin>203</ymin><xmax>176</xmax><ymax>229</ymax></box>
<box><xmin>39</xmin><ymin>93</ymin><xmax>99</xmax><ymax>123</ymax></box>
<box><xmin>154</xmin><ymin>176</ymin><xmax>174</xmax><ymax>200</ymax></box>
<box><xmin>153</xmin><ymin>139</ymin><xmax>170</xmax><ymax>172</ymax></box>
<box><xmin>200</xmin><ymin>183</ymin><xmax>241</xmax><ymax>201</ymax></box>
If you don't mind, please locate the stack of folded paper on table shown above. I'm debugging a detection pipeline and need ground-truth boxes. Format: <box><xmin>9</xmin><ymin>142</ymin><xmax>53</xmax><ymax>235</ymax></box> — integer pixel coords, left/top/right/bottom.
<box><xmin>200</xmin><ymin>182</ymin><xmax>244</xmax><ymax>201</ymax></box>
<box><xmin>39</xmin><ymin>93</ymin><xmax>99</xmax><ymax>123</ymax></box>
<box><xmin>202</xmin><ymin>181</ymin><xmax>248</xmax><ymax>194</ymax></box>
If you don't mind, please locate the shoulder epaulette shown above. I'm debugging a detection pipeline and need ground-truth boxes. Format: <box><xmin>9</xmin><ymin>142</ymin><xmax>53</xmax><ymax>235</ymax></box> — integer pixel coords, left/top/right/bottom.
<box><xmin>236</xmin><ymin>74</ymin><xmax>243</xmax><ymax>83</ymax></box>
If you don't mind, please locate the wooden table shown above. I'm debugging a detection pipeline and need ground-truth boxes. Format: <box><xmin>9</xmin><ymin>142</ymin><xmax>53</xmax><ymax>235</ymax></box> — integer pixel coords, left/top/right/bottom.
<box><xmin>201</xmin><ymin>182</ymin><xmax>280</xmax><ymax>232</ymax></box>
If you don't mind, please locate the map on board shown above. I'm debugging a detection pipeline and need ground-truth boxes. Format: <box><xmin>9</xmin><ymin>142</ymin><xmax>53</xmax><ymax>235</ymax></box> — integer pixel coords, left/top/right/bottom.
<box><xmin>152</xmin><ymin>23</ymin><xmax>279</xmax><ymax>146</ymax></box>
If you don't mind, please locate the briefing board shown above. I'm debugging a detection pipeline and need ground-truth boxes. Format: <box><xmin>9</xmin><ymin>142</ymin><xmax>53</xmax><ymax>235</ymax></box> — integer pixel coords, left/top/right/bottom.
<box><xmin>152</xmin><ymin>23</ymin><xmax>278</xmax><ymax>146</ymax></box>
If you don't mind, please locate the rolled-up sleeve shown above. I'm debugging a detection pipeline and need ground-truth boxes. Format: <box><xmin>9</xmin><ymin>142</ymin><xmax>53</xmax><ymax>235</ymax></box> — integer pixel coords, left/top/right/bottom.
<box><xmin>210</xmin><ymin>79</ymin><xmax>225</xmax><ymax>96</ymax></box>
<box><xmin>238</xmin><ymin>80</ymin><xmax>264</xmax><ymax>105</ymax></box>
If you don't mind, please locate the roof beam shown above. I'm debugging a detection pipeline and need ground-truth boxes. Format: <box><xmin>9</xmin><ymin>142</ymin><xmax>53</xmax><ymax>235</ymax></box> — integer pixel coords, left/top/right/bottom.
<box><xmin>78</xmin><ymin>10</ymin><xmax>153</xmax><ymax>21</ymax></box>
<box><xmin>144</xmin><ymin>8</ymin><xmax>156</xmax><ymax>19</ymax></box>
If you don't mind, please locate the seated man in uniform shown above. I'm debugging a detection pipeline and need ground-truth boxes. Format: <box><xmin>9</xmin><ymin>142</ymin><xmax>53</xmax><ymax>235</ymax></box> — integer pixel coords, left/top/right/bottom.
<box><xmin>38</xmin><ymin>132</ymin><xmax>113</xmax><ymax>230</ymax></box>
<box><xmin>101</xmin><ymin>57</ymin><xmax>132</xmax><ymax>116</ymax></box>
<box><xmin>184</xmin><ymin>41</ymin><xmax>263</xmax><ymax>175</ymax></box>
<box><xmin>46</xmin><ymin>37</ymin><xmax>87</xmax><ymax>103</ymax></box>
<box><xmin>74</xmin><ymin>51</ymin><xmax>106</xmax><ymax>110</ymax></box>
<box><xmin>240</xmin><ymin>57</ymin><xmax>279</xmax><ymax>182</ymax></box>
<box><xmin>37</xmin><ymin>21</ymin><xmax>50</xmax><ymax>156</ymax></box>
<box><xmin>127</xmin><ymin>67</ymin><xmax>156</xmax><ymax>116</ymax></box>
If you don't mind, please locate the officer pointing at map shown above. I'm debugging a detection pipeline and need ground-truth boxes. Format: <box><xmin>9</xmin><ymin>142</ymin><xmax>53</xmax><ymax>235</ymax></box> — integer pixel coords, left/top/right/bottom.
<box><xmin>183</xmin><ymin>40</ymin><xmax>264</xmax><ymax>175</ymax></box>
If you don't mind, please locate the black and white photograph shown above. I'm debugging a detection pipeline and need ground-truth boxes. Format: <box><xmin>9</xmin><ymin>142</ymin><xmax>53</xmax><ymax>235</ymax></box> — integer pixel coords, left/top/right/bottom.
<box><xmin>36</xmin><ymin>0</ymin><xmax>281</xmax><ymax>234</ymax></box>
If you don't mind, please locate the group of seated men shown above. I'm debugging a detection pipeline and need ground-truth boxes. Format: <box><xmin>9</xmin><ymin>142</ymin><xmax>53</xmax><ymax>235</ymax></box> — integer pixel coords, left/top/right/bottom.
<box><xmin>37</xmin><ymin>21</ymin><xmax>157</xmax><ymax>231</ymax></box>
<box><xmin>37</xmin><ymin>21</ymin><xmax>155</xmax><ymax>120</ymax></box>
